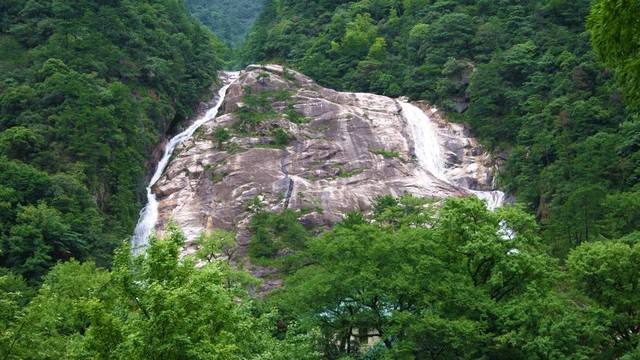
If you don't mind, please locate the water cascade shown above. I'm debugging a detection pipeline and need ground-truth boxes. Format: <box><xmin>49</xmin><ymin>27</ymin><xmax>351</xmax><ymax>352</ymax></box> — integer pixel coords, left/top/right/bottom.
<box><xmin>401</xmin><ymin>101</ymin><xmax>506</xmax><ymax>210</ymax></box>
<box><xmin>131</xmin><ymin>72</ymin><xmax>239</xmax><ymax>252</ymax></box>
<box><xmin>402</xmin><ymin>102</ymin><xmax>449</xmax><ymax>183</ymax></box>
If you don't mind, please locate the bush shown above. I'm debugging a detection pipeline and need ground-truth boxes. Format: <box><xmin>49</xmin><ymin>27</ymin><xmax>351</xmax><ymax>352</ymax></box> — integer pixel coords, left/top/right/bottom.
<box><xmin>273</xmin><ymin>128</ymin><xmax>290</xmax><ymax>146</ymax></box>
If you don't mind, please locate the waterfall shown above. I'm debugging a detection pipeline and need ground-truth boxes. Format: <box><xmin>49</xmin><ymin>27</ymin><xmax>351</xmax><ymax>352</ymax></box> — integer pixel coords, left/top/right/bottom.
<box><xmin>131</xmin><ymin>72</ymin><xmax>239</xmax><ymax>253</ymax></box>
<box><xmin>401</xmin><ymin>101</ymin><xmax>506</xmax><ymax>210</ymax></box>
<box><xmin>402</xmin><ymin>102</ymin><xmax>449</xmax><ymax>183</ymax></box>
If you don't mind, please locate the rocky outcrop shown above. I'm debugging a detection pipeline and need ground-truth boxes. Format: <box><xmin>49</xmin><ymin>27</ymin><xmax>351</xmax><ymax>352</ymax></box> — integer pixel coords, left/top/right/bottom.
<box><xmin>152</xmin><ymin>65</ymin><xmax>502</xmax><ymax>273</ymax></box>
<box><xmin>422</xmin><ymin>104</ymin><xmax>500</xmax><ymax>191</ymax></box>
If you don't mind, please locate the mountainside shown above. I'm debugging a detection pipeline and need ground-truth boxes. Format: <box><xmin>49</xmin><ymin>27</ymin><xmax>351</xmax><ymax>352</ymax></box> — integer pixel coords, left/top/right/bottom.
<box><xmin>242</xmin><ymin>0</ymin><xmax>640</xmax><ymax>258</ymax></box>
<box><xmin>0</xmin><ymin>0</ymin><xmax>225</xmax><ymax>279</ymax></box>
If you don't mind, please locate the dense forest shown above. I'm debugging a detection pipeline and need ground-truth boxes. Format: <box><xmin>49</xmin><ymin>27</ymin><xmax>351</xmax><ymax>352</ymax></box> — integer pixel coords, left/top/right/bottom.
<box><xmin>241</xmin><ymin>0</ymin><xmax>640</xmax><ymax>258</ymax></box>
<box><xmin>252</xmin><ymin>196</ymin><xmax>640</xmax><ymax>359</ymax></box>
<box><xmin>0</xmin><ymin>0</ymin><xmax>225</xmax><ymax>280</ymax></box>
<box><xmin>2</xmin><ymin>0</ymin><xmax>640</xmax><ymax>359</ymax></box>
<box><xmin>3</xmin><ymin>196</ymin><xmax>640</xmax><ymax>358</ymax></box>
<box><xmin>187</xmin><ymin>0</ymin><xmax>265</xmax><ymax>47</ymax></box>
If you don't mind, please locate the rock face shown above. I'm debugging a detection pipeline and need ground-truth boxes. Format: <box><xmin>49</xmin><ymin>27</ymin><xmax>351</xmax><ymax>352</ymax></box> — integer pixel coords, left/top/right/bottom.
<box><xmin>153</xmin><ymin>64</ymin><xmax>501</xmax><ymax>260</ymax></box>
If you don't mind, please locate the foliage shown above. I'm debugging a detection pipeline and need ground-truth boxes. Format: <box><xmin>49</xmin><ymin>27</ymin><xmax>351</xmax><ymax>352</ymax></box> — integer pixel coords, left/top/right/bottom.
<box><xmin>2</xmin><ymin>1</ymin><xmax>640</xmax><ymax>358</ymax></box>
<box><xmin>249</xmin><ymin>209</ymin><xmax>309</xmax><ymax>260</ymax></box>
<box><xmin>213</xmin><ymin>126</ymin><xmax>231</xmax><ymax>149</ymax></box>
<box><xmin>196</xmin><ymin>229</ymin><xmax>238</xmax><ymax>263</ymax></box>
<box><xmin>0</xmin><ymin>0</ymin><xmax>225</xmax><ymax>280</ymax></box>
<box><xmin>588</xmin><ymin>0</ymin><xmax>640</xmax><ymax>109</ymax></box>
<box><xmin>4</xmin><ymin>195</ymin><xmax>640</xmax><ymax>359</ymax></box>
<box><xmin>0</xmin><ymin>224</ymin><xmax>318</xmax><ymax>359</ymax></box>
<box><xmin>234</xmin><ymin>87</ymin><xmax>278</xmax><ymax>132</ymax></box>
<box><xmin>233</xmin><ymin>87</ymin><xmax>302</xmax><ymax>143</ymax></box>
<box><xmin>265</xmin><ymin>196</ymin><xmax>639</xmax><ymax>359</ymax></box>
<box><xmin>285</xmin><ymin>105</ymin><xmax>307</xmax><ymax>124</ymax></box>
<box><xmin>272</xmin><ymin>128</ymin><xmax>291</xmax><ymax>146</ymax></box>
<box><xmin>369</xmin><ymin>147</ymin><xmax>400</xmax><ymax>159</ymax></box>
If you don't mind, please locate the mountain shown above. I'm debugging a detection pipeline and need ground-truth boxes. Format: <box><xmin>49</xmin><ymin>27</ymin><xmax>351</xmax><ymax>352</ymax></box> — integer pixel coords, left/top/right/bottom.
<box><xmin>2</xmin><ymin>63</ymin><xmax>639</xmax><ymax>359</ymax></box>
<box><xmin>155</xmin><ymin>65</ymin><xmax>502</xmax><ymax>238</ymax></box>
<box><xmin>2</xmin><ymin>0</ymin><xmax>640</xmax><ymax>359</ymax></box>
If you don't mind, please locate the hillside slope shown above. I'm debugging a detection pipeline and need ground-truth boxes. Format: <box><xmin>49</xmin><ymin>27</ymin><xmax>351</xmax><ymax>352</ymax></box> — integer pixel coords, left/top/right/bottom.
<box><xmin>0</xmin><ymin>0</ymin><xmax>225</xmax><ymax>279</ymax></box>
<box><xmin>241</xmin><ymin>0</ymin><xmax>640</xmax><ymax>257</ymax></box>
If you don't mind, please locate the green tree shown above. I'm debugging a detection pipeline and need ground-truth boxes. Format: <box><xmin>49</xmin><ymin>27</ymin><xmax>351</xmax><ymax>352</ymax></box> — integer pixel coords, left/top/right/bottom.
<box><xmin>1</xmin><ymin>224</ymin><xmax>318</xmax><ymax>359</ymax></box>
<box><xmin>272</xmin><ymin>197</ymin><xmax>560</xmax><ymax>359</ymax></box>
<box><xmin>195</xmin><ymin>228</ymin><xmax>238</xmax><ymax>263</ymax></box>
<box><xmin>0</xmin><ymin>0</ymin><xmax>227</xmax><ymax>280</ymax></box>
<box><xmin>0</xmin><ymin>126</ymin><xmax>44</xmax><ymax>162</ymax></box>
<box><xmin>241</xmin><ymin>0</ymin><xmax>635</xmax><ymax>260</ymax></box>
<box><xmin>568</xmin><ymin>241</ymin><xmax>640</xmax><ymax>356</ymax></box>
<box><xmin>187</xmin><ymin>0</ymin><xmax>265</xmax><ymax>48</ymax></box>
<box><xmin>4</xmin><ymin>203</ymin><xmax>81</xmax><ymax>281</ymax></box>
<box><xmin>588</xmin><ymin>0</ymin><xmax>640</xmax><ymax>108</ymax></box>
<box><xmin>249</xmin><ymin>209</ymin><xmax>309</xmax><ymax>260</ymax></box>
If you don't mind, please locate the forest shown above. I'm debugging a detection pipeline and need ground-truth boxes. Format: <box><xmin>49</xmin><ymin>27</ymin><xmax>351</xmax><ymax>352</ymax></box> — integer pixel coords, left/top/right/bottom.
<box><xmin>3</xmin><ymin>195</ymin><xmax>640</xmax><ymax>358</ymax></box>
<box><xmin>1</xmin><ymin>0</ymin><xmax>640</xmax><ymax>359</ymax></box>
<box><xmin>0</xmin><ymin>0</ymin><xmax>225</xmax><ymax>279</ymax></box>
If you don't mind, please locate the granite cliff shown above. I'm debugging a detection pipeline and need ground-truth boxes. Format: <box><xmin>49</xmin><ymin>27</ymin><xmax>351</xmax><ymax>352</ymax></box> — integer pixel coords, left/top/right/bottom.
<box><xmin>148</xmin><ymin>65</ymin><xmax>504</xmax><ymax>286</ymax></box>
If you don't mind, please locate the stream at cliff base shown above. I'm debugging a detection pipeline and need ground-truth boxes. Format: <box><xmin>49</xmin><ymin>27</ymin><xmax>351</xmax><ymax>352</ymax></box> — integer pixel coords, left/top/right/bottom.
<box><xmin>131</xmin><ymin>72</ymin><xmax>239</xmax><ymax>253</ymax></box>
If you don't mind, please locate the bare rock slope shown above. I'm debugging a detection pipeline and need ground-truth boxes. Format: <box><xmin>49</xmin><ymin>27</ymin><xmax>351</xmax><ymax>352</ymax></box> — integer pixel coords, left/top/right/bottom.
<box><xmin>153</xmin><ymin>65</ymin><xmax>501</xmax><ymax>253</ymax></box>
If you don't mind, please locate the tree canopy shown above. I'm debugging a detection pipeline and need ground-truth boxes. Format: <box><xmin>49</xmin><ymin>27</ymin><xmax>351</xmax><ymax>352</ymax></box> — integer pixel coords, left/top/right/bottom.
<box><xmin>588</xmin><ymin>0</ymin><xmax>640</xmax><ymax>109</ymax></box>
<box><xmin>252</xmin><ymin>196</ymin><xmax>640</xmax><ymax>359</ymax></box>
<box><xmin>0</xmin><ymin>0</ymin><xmax>226</xmax><ymax>279</ymax></box>
<box><xmin>0</xmin><ymin>223</ymin><xmax>318</xmax><ymax>359</ymax></box>
<box><xmin>4</xmin><ymin>196</ymin><xmax>640</xmax><ymax>359</ymax></box>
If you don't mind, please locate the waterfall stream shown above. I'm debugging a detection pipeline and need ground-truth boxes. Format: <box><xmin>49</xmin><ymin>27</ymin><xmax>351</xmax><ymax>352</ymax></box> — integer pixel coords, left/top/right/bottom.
<box><xmin>401</xmin><ymin>101</ymin><xmax>506</xmax><ymax>210</ymax></box>
<box><xmin>131</xmin><ymin>72</ymin><xmax>239</xmax><ymax>252</ymax></box>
